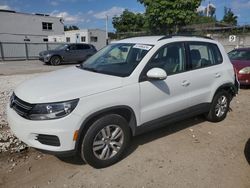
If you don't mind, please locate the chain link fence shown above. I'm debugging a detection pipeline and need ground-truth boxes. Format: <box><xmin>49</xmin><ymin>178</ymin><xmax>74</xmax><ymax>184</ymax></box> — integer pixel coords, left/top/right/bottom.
<box><xmin>0</xmin><ymin>42</ymin><xmax>66</xmax><ymax>61</ymax></box>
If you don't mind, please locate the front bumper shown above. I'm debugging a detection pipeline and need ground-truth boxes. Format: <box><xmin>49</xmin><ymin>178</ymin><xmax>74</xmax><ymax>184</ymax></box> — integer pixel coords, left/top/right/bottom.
<box><xmin>7</xmin><ymin>105</ymin><xmax>82</xmax><ymax>153</ymax></box>
<box><xmin>39</xmin><ymin>55</ymin><xmax>50</xmax><ymax>63</ymax></box>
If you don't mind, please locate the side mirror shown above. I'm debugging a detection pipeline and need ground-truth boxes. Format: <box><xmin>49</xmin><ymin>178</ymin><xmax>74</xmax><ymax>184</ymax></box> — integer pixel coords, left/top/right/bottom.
<box><xmin>65</xmin><ymin>48</ymin><xmax>70</xmax><ymax>51</ymax></box>
<box><xmin>146</xmin><ymin>68</ymin><xmax>167</xmax><ymax>80</ymax></box>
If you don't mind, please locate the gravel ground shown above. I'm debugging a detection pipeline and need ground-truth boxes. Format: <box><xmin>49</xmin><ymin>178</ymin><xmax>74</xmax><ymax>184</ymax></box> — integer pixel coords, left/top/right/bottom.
<box><xmin>0</xmin><ymin>73</ymin><xmax>249</xmax><ymax>188</ymax></box>
<box><xmin>0</xmin><ymin>74</ymin><xmax>39</xmax><ymax>153</ymax></box>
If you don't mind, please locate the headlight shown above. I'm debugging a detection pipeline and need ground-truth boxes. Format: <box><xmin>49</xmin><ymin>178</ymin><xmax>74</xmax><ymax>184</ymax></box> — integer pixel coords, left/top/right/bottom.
<box><xmin>239</xmin><ymin>67</ymin><xmax>250</xmax><ymax>74</ymax></box>
<box><xmin>28</xmin><ymin>99</ymin><xmax>79</xmax><ymax>120</ymax></box>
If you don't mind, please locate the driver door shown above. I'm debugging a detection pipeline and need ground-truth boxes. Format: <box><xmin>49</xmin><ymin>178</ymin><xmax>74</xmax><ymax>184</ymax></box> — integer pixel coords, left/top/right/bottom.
<box><xmin>139</xmin><ymin>42</ymin><xmax>192</xmax><ymax>125</ymax></box>
<box><xmin>64</xmin><ymin>44</ymin><xmax>78</xmax><ymax>62</ymax></box>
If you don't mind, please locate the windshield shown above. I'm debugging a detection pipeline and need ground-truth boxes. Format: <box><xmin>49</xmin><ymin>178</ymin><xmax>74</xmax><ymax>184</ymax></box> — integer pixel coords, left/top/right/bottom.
<box><xmin>55</xmin><ymin>44</ymin><xmax>68</xmax><ymax>50</ymax></box>
<box><xmin>80</xmin><ymin>43</ymin><xmax>153</xmax><ymax>77</ymax></box>
<box><xmin>228</xmin><ymin>49</ymin><xmax>250</xmax><ymax>61</ymax></box>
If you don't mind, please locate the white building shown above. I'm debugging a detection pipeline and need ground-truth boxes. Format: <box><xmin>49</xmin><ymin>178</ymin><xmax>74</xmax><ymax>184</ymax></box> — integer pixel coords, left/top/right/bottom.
<box><xmin>48</xmin><ymin>29</ymin><xmax>106</xmax><ymax>50</ymax></box>
<box><xmin>0</xmin><ymin>9</ymin><xmax>64</xmax><ymax>42</ymax></box>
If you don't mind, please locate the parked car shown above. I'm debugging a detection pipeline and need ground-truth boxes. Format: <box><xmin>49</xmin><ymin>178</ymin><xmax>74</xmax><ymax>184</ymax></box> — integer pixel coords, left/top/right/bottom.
<box><xmin>8</xmin><ymin>36</ymin><xmax>239</xmax><ymax>168</ymax></box>
<box><xmin>39</xmin><ymin>43</ymin><xmax>97</xmax><ymax>65</ymax></box>
<box><xmin>228</xmin><ymin>48</ymin><xmax>250</xmax><ymax>85</ymax></box>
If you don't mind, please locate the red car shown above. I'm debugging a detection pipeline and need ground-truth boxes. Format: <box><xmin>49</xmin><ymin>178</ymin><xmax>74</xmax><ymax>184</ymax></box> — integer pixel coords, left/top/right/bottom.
<box><xmin>228</xmin><ymin>48</ymin><xmax>250</xmax><ymax>85</ymax></box>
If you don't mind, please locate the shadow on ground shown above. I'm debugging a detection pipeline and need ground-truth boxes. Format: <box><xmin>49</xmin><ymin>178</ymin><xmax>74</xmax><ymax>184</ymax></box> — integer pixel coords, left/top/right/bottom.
<box><xmin>57</xmin><ymin>116</ymin><xmax>205</xmax><ymax>166</ymax></box>
<box><xmin>244</xmin><ymin>138</ymin><xmax>250</xmax><ymax>165</ymax></box>
<box><xmin>124</xmin><ymin>116</ymin><xmax>204</xmax><ymax>159</ymax></box>
<box><xmin>240</xmin><ymin>85</ymin><xmax>250</xmax><ymax>89</ymax></box>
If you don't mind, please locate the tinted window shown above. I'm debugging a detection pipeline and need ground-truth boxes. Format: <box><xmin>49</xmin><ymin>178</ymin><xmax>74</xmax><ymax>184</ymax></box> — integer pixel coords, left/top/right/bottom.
<box><xmin>145</xmin><ymin>42</ymin><xmax>186</xmax><ymax>75</ymax></box>
<box><xmin>69</xmin><ymin>45</ymin><xmax>77</xmax><ymax>50</ymax></box>
<box><xmin>188</xmin><ymin>42</ymin><xmax>223</xmax><ymax>69</ymax></box>
<box><xmin>75</xmin><ymin>44</ymin><xmax>91</xmax><ymax>50</ymax></box>
<box><xmin>228</xmin><ymin>49</ymin><xmax>250</xmax><ymax>60</ymax></box>
<box><xmin>83</xmin><ymin>44</ymin><xmax>91</xmax><ymax>49</ymax></box>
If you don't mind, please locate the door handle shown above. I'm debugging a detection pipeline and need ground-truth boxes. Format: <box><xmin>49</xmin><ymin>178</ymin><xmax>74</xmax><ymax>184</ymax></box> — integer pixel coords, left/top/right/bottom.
<box><xmin>181</xmin><ymin>80</ymin><xmax>190</xmax><ymax>87</ymax></box>
<box><xmin>215</xmin><ymin>73</ymin><xmax>221</xmax><ymax>78</ymax></box>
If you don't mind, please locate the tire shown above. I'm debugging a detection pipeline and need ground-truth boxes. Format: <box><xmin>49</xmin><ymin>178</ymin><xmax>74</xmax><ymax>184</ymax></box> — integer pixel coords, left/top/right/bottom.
<box><xmin>50</xmin><ymin>56</ymin><xmax>61</xmax><ymax>66</ymax></box>
<box><xmin>81</xmin><ymin>114</ymin><xmax>131</xmax><ymax>168</ymax></box>
<box><xmin>206</xmin><ymin>90</ymin><xmax>230</xmax><ymax>122</ymax></box>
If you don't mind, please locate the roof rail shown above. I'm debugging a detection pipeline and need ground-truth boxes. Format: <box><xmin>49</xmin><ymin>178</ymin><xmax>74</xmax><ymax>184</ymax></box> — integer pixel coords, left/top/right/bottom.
<box><xmin>158</xmin><ymin>34</ymin><xmax>213</xmax><ymax>41</ymax></box>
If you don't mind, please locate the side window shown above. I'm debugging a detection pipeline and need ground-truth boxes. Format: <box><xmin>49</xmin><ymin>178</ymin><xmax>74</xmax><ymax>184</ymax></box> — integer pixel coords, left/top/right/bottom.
<box><xmin>189</xmin><ymin>42</ymin><xmax>223</xmax><ymax>70</ymax></box>
<box><xmin>69</xmin><ymin>45</ymin><xmax>77</xmax><ymax>50</ymax></box>
<box><xmin>76</xmin><ymin>44</ymin><xmax>84</xmax><ymax>50</ymax></box>
<box><xmin>82</xmin><ymin>44</ymin><xmax>91</xmax><ymax>49</ymax></box>
<box><xmin>146</xmin><ymin>43</ymin><xmax>186</xmax><ymax>75</ymax></box>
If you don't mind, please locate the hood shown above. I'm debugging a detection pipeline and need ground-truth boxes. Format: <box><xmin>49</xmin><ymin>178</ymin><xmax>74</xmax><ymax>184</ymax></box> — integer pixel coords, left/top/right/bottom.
<box><xmin>14</xmin><ymin>67</ymin><xmax>123</xmax><ymax>103</ymax></box>
<box><xmin>231</xmin><ymin>60</ymin><xmax>250</xmax><ymax>71</ymax></box>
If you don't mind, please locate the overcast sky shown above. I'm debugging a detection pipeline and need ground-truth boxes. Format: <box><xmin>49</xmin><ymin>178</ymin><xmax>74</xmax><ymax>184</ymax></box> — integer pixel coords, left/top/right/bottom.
<box><xmin>0</xmin><ymin>0</ymin><xmax>249</xmax><ymax>31</ymax></box>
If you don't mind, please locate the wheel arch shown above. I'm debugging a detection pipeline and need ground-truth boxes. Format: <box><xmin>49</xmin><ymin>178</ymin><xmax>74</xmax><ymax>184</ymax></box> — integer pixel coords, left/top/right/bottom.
<box><xmin>74</xmin><ymin>105</ymin><xmax>137</xmax><ymax>152</ymax></box>
<box><xmin>213</xmin><ymin>82</ymin><xmax>238</xmax><ymax>101</ymax></box>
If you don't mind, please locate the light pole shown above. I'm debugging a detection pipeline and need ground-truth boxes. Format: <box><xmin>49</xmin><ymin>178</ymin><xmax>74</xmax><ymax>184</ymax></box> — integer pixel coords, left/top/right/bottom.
<box><xmin>106</xmin><ymin>15</ymin><xmax>108</xmax><ymax>45</ymax></box>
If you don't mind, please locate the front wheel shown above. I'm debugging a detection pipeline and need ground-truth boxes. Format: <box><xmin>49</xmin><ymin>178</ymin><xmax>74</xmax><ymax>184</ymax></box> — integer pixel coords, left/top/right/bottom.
<box><xmin>50</xmin><ymin>56</ymin><xmax>61</xmax><ymax>66</ymax></box>
<box><xmin>206</xmin><ymin>90</ymin><xmax>230</xmax><ymax>122</ymax></box>
<box><xmin>81</xmin><ymin>114</ymin><xmax>131</xmax><ymax>168</ymax></box>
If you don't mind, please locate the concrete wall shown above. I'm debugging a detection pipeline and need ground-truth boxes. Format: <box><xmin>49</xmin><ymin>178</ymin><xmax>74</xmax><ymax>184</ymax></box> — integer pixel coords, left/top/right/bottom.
<box><xmin>0</xmin><ymin>11</ymin><xmax>64</xmax><ymax>43</ymax></box>
<box><xmin>88</xmin><ymin>29</ymin><xmax>106</xmax><ymax>50</ymax></box>
<box><xmin>211</xmin><ymin>34</ymin><xmax>250</xmax><ymax>53</ymax></box>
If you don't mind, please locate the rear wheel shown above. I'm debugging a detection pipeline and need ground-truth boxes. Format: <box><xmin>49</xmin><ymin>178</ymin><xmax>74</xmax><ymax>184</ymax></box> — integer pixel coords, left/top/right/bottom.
<box><xmin>50</xmin><ymin>56</ymin><xmax>61</xmax><ymax>66</ymax></box>
<box><xmin>80</xmin><ymin>114</ymin><xmax>131</xmax><ymax>168</ymax></box>
<box><xmin>206</xmin><ymin>90</ymin><xmax>230</xmax><ymax>122</ymax></box>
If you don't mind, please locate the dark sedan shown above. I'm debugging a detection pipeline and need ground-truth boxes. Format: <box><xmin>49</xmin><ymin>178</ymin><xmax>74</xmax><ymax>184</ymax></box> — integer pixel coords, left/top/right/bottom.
<box><xmin>228</xmin><ymin>48</ymin><xmax>250</xmax><ymax>85</ymax></box>
<box><xmin>39</xmin><ymin>43</ymin><xmax>97</xmax><ymax>65</ymax></box>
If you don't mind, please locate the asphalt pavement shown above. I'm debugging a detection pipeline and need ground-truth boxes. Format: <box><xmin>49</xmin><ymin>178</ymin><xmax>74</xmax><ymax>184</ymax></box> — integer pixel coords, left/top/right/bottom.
<box><xmin>0</xmin><ymin>60</ymin><xmax>73</xmax><ymax>76</ymax></box>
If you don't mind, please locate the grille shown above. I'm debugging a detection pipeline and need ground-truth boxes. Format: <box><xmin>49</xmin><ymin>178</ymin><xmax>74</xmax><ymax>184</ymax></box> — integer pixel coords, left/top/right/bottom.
<box><xmin>35</xmin><ymin>134</ymin><xmax>60</xmax><ymax>146</ymax></box>
<box><xmin>10</xmin><ymin>93</ymin><xmax>34</xmax><ymax>118</ymax></box>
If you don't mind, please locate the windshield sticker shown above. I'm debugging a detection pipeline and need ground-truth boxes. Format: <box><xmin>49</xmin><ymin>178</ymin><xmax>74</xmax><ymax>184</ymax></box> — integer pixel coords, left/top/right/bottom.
<box><xmin>133</xmin><ymin>44</ymin><xmax>152</xmax><ymax>51</ymax></box>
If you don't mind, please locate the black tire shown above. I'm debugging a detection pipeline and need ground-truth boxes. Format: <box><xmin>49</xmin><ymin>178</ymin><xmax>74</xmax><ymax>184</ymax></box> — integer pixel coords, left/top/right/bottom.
<box><xmin>44</xmin><ymin>62</ymin><xmax>51</xmax><ymax>65</ymax></box>
<box><xmin>206</xmin><ymin>90</ymin><xmax>230</xmax><ymax>122</ymax></box>
<box><xmin>50</xmin><ymin>56</ymin><xmax>61</xmax><ymax>66</ymax></box>
<box><xmin>81</xmin><ymin>114</ymin><xmax>131</xmax><ymax>168</ymax></box>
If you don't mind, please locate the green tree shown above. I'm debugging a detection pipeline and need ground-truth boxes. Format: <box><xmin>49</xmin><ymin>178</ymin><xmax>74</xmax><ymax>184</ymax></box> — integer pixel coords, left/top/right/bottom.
<box><xmin>112</xmin><ymin>9</ymin><xmax>146</xmax><ymax>33</ymax></box>
<box><xmin>64</xmin><ymin>25</ymin><xmax>79</xmax><ymax>31</ymax></box>
<box><xmin>222</xmin><ymin>7</ymin><xmax>238</xmax><ymax>26</ymax></box>
<box><xmin>138</xmin><ymin>0</ymin><xmax>201</xmax><ymax>34</ymax></box>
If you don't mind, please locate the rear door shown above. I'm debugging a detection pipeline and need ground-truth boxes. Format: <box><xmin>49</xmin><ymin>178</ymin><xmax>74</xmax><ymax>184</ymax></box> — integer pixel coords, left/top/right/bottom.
<box><xmin>184</xmin><ymin>42</ymin><xmax>224</xmax><ymax>105</ymax></box>
<box><xmin>76</xmin><ymin>44</ymin><xmax>92</xmax><ymax>61</ymax></box>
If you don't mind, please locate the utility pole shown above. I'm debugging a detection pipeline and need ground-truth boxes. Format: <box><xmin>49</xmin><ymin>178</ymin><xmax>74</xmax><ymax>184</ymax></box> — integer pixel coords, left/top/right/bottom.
<box><xmin>106</xmin><ymin>15</ymin><xmax>108</xmax><ymax>45</ymax></box>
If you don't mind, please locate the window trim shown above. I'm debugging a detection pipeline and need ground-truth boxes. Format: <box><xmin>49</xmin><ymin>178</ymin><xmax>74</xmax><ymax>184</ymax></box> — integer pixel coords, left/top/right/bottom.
<box><xmin>139</xmin><ymin>42</ymin><xmax>188</xmax><ymax>82</ymax></box>
<box><xmin>186</xmin><ymin>41</ymin><xmax>223</xmax><ymax>71</ymax></box>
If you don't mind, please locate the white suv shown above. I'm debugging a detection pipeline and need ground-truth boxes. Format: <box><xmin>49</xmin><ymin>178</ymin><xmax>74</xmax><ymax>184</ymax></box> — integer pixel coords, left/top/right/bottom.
<box><xmin>7</xmin><ymin>36</ymin><xmax>239</xmax><ymax>168</ymax></box>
